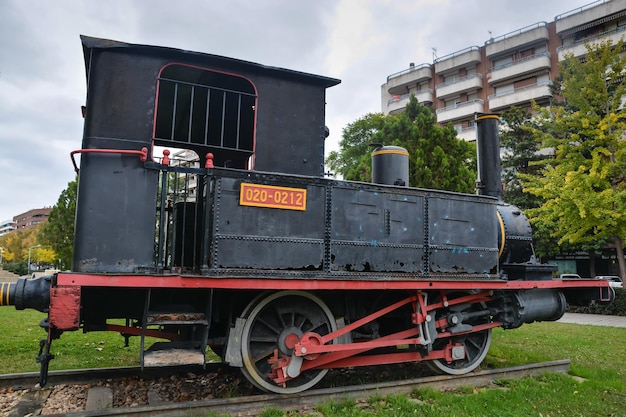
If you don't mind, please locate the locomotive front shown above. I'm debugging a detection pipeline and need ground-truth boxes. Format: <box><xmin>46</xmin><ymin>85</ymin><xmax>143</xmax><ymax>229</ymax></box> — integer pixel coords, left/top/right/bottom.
<box><xmin>0</xmin><ymin>36</ymin><xmax>614</xmax><ymax>394</ymax></box>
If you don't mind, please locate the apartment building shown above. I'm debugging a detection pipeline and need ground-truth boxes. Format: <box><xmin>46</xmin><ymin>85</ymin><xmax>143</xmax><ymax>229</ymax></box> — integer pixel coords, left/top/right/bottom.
<box><xmin>13</xmin><ymin>207</ymin><xmax>52</xmax><ymax>232</ymax></box>
<box><xmin>381</xmin><ymin>0</ymin><xmax>626</xmax><ymax>141</ymax></box>
<box><xmin>0</xmin><ymin>219</ymin><xmax>16</xmax><ymax>237</ymax></box>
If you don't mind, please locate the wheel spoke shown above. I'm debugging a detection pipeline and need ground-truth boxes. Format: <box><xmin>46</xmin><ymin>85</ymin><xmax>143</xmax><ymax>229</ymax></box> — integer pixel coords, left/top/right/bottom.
<box><xmin>427</xmin><ymin>291</ymin><xmax>492</xmax><ymax>376</ymax></box>
<box><xmin>271</xmin><ymin>304</ymin><xmax>288</xmax><ymax>328</ymax></box>
<box><xmin>240</xmin><ymin>291</ymin><xmax>336</xmax><ymax>394</ymax></box>
<box><xmin>467</xmin><ymin>335</ymin><xmax>483</xmax><ymax>352</ymax></box>
<box><xmin>295</xmin><ymin>314</ymin><xmax>307</xmax><ymax>329</ymax></box>
<box><xmin>250</xmin><ymin>346</ymin><xmax>275</xmax><ymax>364</ymax></box>
<box><xmin>257</xmin><ymin>316</ymin><xmax>281</xmax><ymax>335</ymax></box>
<box><xmin>305</xmin><ymin>316</ymin><xmax>328</xmax><ymax>332</ymax></box>
<box><xmin>248</xmin><ymin>335</ymin><xmax>278</xmax><ymax>343</ymax></box>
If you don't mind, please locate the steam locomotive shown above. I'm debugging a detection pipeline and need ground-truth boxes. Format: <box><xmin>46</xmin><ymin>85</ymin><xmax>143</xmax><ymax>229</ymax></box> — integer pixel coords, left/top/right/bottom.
<box><xmin>0</xmin><ymin>36</ymin><xmax>613</xmax><ymax>394</ymax></box>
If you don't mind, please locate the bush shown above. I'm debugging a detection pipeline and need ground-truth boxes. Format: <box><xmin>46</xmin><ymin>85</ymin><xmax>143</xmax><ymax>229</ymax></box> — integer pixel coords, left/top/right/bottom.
<box><xmin>567</xmin><ymin>287</ymin><xmax>626</xmax><ymax>316</ymax></box>
<box><xmin>3</xmin><ymin>261</ymin><xmax>27</xmax><ymax>276</ymax></box>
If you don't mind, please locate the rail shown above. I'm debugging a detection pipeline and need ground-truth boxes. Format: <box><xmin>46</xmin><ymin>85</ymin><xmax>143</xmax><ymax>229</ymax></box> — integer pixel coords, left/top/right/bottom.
<box><xmin>70</xmin><ymin>147</ymin><xmax>148</xmax><ymax>173</ymax></box>
<box><xmin>555</xmin><ymin>0</ymin><xmax>610</xmax><ymax>21</ymax></box>
<box><xmin>435</xmin><ymin>99</ymin><xmax>484</xmax><ymax>114</ymax></box>
<box><xmin>435</xmin><ymin>73</ymin><xmax>483</xmax><ymax>89</ymax></box>
<box><xmin>433</xmin><ymin>46</ymin><xmax>480</xmax><ymax>64</ymax></box>
<box><xmin>387</xmin><ymin>89</ymin><xmax>433</xmax><ymax>105</ymax></box>
<box><xmin>556</xmin><ymin>24</ymin><xmax>626</xmax><ymax>54</ymax></box>
<box><xmin>486</xmin><ymin>51</ymin><xmax>551</xmax><ymax>73</ymax></box>
<box><xmin>2</xmin><ymin>360</ymin><xmax>571</xmax><ymax>416</ymax></box>
<box><xmin>485</xmin><ymin>22</ymin><xmax>548</xmax><ymax>45</ymax></box>
<box><xmin>386</xmin><ymin>63</ymin><xmax>431</xmax><ymax>82</ymax></box>
<box><xmin>487</xmin><ymin>80</ymin><xmax>551</xmax><ymax>100</ymax></box>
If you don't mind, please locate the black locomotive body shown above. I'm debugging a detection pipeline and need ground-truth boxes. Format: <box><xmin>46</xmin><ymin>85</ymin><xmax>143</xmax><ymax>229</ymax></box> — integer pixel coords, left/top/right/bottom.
<box><xmin>1</xmin><ymin>36</ymin><xmax>614</xmax><ymax>393</ymax></box>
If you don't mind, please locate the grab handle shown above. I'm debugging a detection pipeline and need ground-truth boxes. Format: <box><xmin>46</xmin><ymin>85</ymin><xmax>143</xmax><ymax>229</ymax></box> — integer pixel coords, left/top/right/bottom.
<box><xmin>70</xmin><ymin>147</ymin><xmax>148</xmax><ymax>173</ymax></box>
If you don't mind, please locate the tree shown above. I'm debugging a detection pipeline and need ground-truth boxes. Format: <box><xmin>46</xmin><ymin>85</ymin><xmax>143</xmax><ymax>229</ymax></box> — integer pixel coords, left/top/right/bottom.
<box><xmin>520</xmin><ymin>39</ymin><xmax>626</xmax><ymax>279</ymax></box>
<box><xmin>500</xmin><ymin>106</ymin><xmax>545</xmax><ymax>209</ymax></box>
<box><xmin>0</xmin><ymin>225</ymin><xmax>52</xmax><ymax>275</ymax></box>
<box><xmin>327</xmin><ymin>95</ymin><xmax>476</xmax><ymax>192</ymax></box>
<box><xmin>499</xmin><ymin>106</ymin><xmax>561</xmax><ymax>260</ymax></box>
<box><xmin>326</xmin><ymin>113</ymin><xmax>386</xmax><ymax>181</ymax></box>
<box><xmin>0</xmin><ymin>226</ymin><xmax>39</xmax><ymax>263</ymax></box>
<box><xmin>40</xmin><ymin>178</ymin><xmax>77</xmax><ymax>270</ymax></box>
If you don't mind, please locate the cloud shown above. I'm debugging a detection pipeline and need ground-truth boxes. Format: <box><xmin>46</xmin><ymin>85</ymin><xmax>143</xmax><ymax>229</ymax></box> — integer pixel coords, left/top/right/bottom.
<box><xmin>0</xmin><ymin>0</ymin><xmax>592</xmax><ymax>222</ymax></box>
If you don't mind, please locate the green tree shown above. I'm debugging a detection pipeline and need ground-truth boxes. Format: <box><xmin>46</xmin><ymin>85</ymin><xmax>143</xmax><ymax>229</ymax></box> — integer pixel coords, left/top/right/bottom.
<box><xmin>326</xmin><ymin>113</ymin><xmax>386</xmax><ymax>181</ymax></box>
<box><xmin>41</xmin><ymin>178</ymin><xmax>77</xmax><ymax>270</ymax></box>
<box><xmin>500</xmin><ymin>106</ymin><xmax>560</xmax><ymax>260</ymax></box>
<box><xmin>327</xmin><ymin>96</ymin><xmax>476</xmax><ymax>192</ymax></box>
<box><xmin>0</xmin><ymin>225</ymin><xmax>54</xmax><ymax>275</ymax></box>
<box><xmin>500</xmin><ymin>106</ymin><xmax>545</xmax><ymax>209</ymax></box>
<box><xmin>520</xmin><ymin>39</ymin><xmax>626</xmax><ymax>279</ymax></box>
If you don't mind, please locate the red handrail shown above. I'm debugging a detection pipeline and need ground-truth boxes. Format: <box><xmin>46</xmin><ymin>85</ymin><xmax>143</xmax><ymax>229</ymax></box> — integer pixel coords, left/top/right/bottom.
<box><xmin>70</xmin><ymin>147</ymin><xmax>148</xmax><ymax>173</ymax></box>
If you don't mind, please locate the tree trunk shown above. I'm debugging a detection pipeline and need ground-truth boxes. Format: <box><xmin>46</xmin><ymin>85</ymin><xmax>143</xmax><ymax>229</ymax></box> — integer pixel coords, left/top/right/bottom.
<box><xmin>613</xmin><ymin>236</ymin><xmax>626</xmax><ymax>282</ymax></box>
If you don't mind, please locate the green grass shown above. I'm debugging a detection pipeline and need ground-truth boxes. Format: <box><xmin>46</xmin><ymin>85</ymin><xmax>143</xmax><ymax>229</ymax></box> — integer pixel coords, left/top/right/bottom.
<box><xmin>1</xmin><ymin>308</ymin><xmax>149</xmax><ymax>373</ymax></box>
<box><xmin>0</xmin><ymin>308</ymin><xmax>220</xmax><ymax>373</ymax></box>
<box><xmin>2</xmin><ymin>307</ymin><xmax>625</xmax><ymax>416</ymax></box>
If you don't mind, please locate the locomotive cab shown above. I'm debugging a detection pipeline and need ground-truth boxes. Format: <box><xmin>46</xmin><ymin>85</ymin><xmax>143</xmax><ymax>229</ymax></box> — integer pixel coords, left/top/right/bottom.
<box><xmin>73</xmin><ymin>35</ymin><xmax>340</xmax><ymax>274</ymax></box>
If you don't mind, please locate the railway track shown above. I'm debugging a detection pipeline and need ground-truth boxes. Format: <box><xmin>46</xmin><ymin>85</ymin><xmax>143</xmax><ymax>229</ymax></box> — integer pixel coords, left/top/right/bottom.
<box><xmin>2</xmin><ymin>359</ymin><xmax>571</xmax><ymax>417</ymax></box>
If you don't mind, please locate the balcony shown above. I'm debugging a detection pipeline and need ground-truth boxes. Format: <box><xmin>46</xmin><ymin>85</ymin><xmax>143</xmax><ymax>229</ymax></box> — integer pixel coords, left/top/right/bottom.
<box><xmin>486</xmin><ymin>52</ymin><xmax>551</xmax><ymax>85</ymax></box>
<box><xmin>457</xmin><ymin>126</ymin><xmax>477</xmax><ymax>142</ymax></box>
<box><xmin>555</xmin><ymin>0</ymin><xmax>626</xmax><ymax>35</ymax></box>
<box><xmin>436</xmin><ymin>99</ymin><xmax>485</xmax><ymax>124</ymax></box>
<box><xmin>488</xmin><ymin>81</ymin><xmax>552</xmax><ymax>111</ymax></box>
<box><xmin>435</xmin><ymin>73</ymin><xmax>483</xmax><ymax>100</ymax></box>
<box><xmin>557</xmin><ymin>25</ymin><xmax>626</xmax><ymax>60</ymax></box>
<box><xmin>434</xmin><ymin>47</ymin><xmax>481</xmax><ymax>75</ymax></box>
<box><xmin>387</xmin><ymin>90</ymin><xmax>434</xmax><ymax>113</ymax></box>
<box><xmin>485</xmin><ymin>22</ymin><xmax>550</xmax><ymax>57</ymax></box>
<box><xmin>386</xmin><ymin>63</ymin><xmax>432</xmax><ymax>95</ymax></box>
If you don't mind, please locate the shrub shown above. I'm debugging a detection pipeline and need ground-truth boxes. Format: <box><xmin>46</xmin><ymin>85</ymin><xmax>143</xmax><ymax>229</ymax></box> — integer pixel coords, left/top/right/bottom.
<box><xmin>567</xmin><ymin>287</ymin><xmax>626</xmax><ymax>316</ymax></box>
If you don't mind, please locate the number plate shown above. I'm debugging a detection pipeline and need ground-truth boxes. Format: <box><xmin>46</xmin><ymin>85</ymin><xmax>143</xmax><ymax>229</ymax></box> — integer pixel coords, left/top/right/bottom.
<box><xmin>239</xmin><ymin>183</ymin><xmax>307</xmax><ymax>211</ymax></box>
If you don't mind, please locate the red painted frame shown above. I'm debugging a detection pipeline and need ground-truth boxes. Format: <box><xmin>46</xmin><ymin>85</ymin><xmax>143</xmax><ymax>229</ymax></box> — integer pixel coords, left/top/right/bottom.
<box><xmin>56</xmin><ymin>272</ymin><xmax>610</xmax><ymax>292</ymax></box>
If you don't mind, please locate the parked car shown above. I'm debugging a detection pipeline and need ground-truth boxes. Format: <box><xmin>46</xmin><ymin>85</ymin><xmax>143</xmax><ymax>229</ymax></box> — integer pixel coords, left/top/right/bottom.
<box><xmin>559</xmin><ymin>273</ymin><xmax>582</xmax><ymax>279</ymax></box>
<box><xmin>594</xmin><ymin>276</ymin><xmax>623</xmax><ymax>288</ymax></box>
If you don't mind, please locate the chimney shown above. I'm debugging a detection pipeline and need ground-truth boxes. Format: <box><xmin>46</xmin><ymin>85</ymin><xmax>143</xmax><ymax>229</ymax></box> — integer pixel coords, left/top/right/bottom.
<box><xmin>475</xmin><ymin>114</ymin><xmax>503</xmax><ymax>200</ymax></box>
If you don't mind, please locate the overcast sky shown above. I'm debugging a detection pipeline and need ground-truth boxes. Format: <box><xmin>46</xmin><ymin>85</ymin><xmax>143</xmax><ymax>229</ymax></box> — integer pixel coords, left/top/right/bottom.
<box><xmin>0</xmin><ymin>0</ymin><xmax>591</xmax><ymax>223</ymax></box>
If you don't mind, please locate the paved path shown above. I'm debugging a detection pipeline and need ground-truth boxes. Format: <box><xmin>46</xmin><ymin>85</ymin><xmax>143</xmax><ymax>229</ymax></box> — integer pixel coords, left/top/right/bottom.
<box><xmin>557</xmin><ymin>313</ymin><xmax>626</xmax><ymax>328</ymax></box>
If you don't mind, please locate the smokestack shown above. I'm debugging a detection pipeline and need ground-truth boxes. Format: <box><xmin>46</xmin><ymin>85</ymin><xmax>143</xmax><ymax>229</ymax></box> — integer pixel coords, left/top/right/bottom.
<box><xmin>475</xmin><ymin>114</ymin><xmax>503</xmax><ymax>200</ymax></box>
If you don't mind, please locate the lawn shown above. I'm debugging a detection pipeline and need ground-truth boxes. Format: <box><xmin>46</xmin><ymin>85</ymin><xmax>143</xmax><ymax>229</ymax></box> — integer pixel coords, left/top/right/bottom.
<box><xmin>1</xmin><ymin>307</ymin><xmax>624</xmax><ymax>416</ymax></box>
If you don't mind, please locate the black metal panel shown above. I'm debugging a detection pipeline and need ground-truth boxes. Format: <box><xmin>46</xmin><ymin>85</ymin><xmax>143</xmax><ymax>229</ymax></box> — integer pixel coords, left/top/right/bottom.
<box><xmin>428</xmin><ymin>195</ymin><xmax>499</xmax><ymax>274</ymax></box>
<box><xmin>330</xmin><ymin>185</ymin><xmax>425</xmax><ymax>273</ymax></box>
<box><xmin>74</xmin><ymin>45</ymin><xmax>160</xmax><ymax>273</ymax></box>
<box><xmin>201</xmin><ymin>170</ymin><xmax>500</xmax><ymax>278</ymax></box>
<box><xmin>73</xmin><ymin>152</ymin><xmax>158</xmax><ymax>273</ymax></box>
<box><xmin>252</xmin><ymin>76</ymin><xmax>330</xmax><ymax>176</ymax></box>
<box><xmin>210</xmin><ymin>176</ymin><xmax>326</xmax><ymax>269</ymax></box>
<box><xmin>83</xmin><ymin>50</ymin><xmax>159</xmax><ymax>142</ymax></box>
